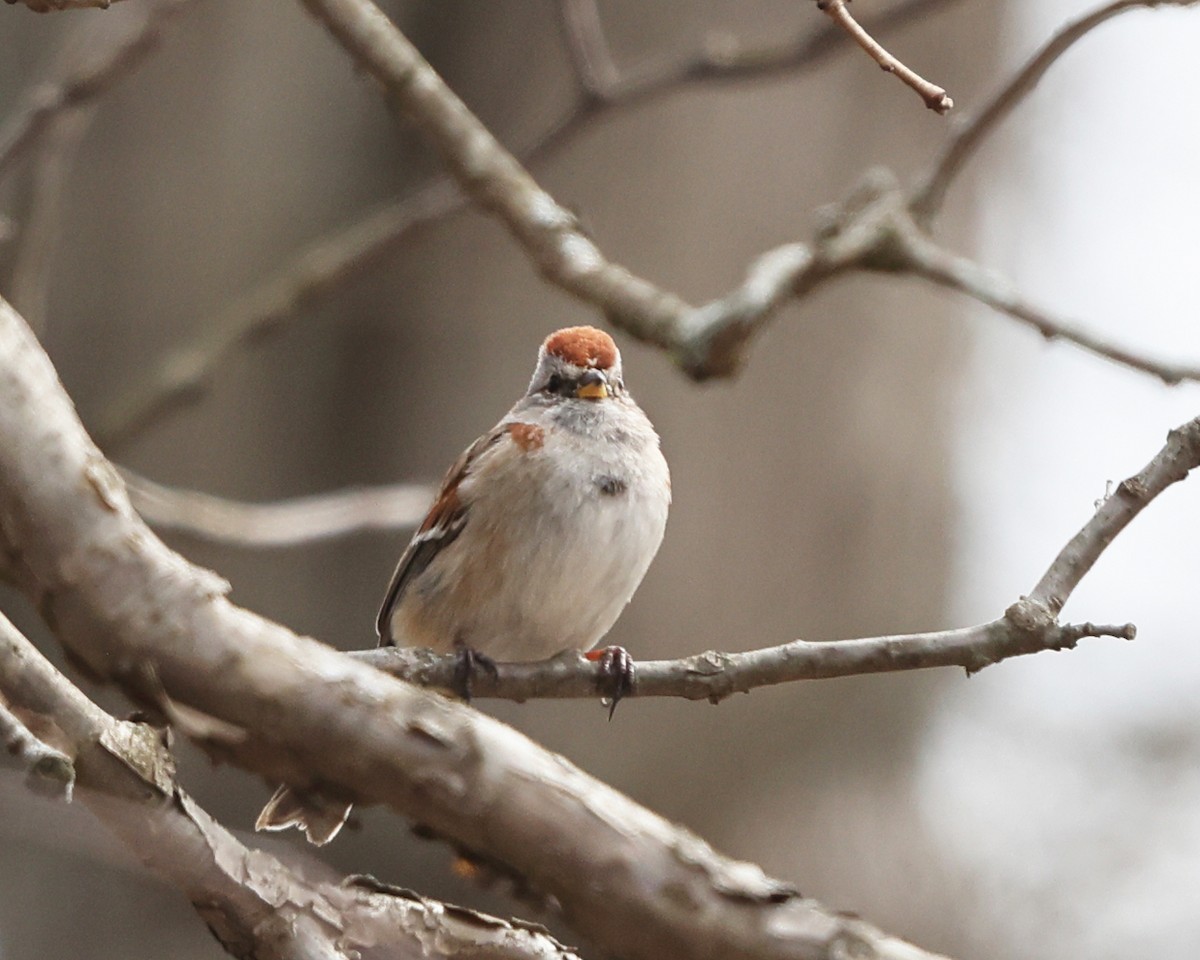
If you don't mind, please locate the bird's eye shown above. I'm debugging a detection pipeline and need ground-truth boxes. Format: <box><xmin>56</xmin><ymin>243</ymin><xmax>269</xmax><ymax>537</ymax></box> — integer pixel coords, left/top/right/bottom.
<box><xmin>544</xmin><ymin>374</ymin><xmax>564</xmax><ymax>394</ymax></box>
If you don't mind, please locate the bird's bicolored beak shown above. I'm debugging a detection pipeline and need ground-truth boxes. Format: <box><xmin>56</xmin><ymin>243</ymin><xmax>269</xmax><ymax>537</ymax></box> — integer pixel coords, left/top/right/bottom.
<box><xmin>576</xmin><ymin>369</ymin><xmax>608</xmax><ymax>400</ymax></box>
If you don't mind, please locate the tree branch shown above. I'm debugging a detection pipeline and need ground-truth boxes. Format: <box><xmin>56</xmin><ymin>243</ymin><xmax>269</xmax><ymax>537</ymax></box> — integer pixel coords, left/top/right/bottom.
<box><xmin>124</xmin><ymin>468</ymin><xmax>431</xmax><ymax>547</ymax></box>
<box><xmin>5</xmin><ymin>0</ymin><xmax>130</xmax><ymax>10</ymax></box>
<box><xmin>357</xmin><ymin>619</ymin><xmax>1136</xmax><ymax>703</ymax></box>
<box><xmin>0</xmin><ymin>609</ymin><xmax>584</xmax><ymax>960</ymax></box>
<box><xmin>85</xmin><ymin>0</ymin><xmax>1198</xmax><ymax>455</ymax></box>
<box><xmin>295</xmin><ymin>0</ymin><xmax>1200</xmax><ymax>402</ymax></box>
<box><xmin>0</xmin><ymin>293</ymin><xmax>952</xmax><ymax>960</ymax></box>
<box><xmin>815</xmin><ymin>0</ymin><xmax>952</xmax><ymax>113</ymax></box>
<box><xmin>893</xmin><ymin>229</ymin><xmax>1200</xmax><ymax>386</ymax></box>
<box><xmin>0</xmin><ymin>693</ymin><xmax>75</xmax><ymax>798</ymax></box>
<box><xmin>1028</xmin><ymin>418</ymin><xmax>1200</xmax><ymax>614</ymax></box>
<box><xmin>299</xmin><ymin>0</ymin><xmax>703</xmax><ymax>355</ymax></box>
<box><xmin>910</xmin><ymin>0</ymin><xmax>1200</xmax><ymax>223</ymax></box>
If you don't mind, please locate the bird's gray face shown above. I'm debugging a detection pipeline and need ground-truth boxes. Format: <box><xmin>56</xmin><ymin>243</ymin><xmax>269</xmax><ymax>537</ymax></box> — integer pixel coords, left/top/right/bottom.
<box><xmin>526</xmin><ymin>352</ymin><xmax>625</xmax><ymax>402</ymax></box>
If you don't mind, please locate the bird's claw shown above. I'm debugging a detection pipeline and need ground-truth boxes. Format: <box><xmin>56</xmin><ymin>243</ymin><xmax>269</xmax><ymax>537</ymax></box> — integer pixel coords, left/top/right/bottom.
<box><xmin>585</xmin><ymin>645</ymin><xmax>635</xmax><ymax>719</ymax></box>
<box><xmin>452</xmin><ymin>645</ymin><xmax>498</xmax><ymax>702</ymax></box>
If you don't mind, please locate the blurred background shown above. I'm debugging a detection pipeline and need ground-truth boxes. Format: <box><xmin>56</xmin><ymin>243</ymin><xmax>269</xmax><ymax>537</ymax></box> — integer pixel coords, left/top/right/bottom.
<box><xmin>1</xmin><ymin>1</ymin><xmax>1199</xmax><ymax>958</ymax></box>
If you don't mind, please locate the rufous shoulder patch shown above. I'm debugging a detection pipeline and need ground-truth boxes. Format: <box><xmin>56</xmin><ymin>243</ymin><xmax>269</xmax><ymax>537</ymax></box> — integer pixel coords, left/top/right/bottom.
<box><xmin>507</xmin><ymin>422</ymin><xmax>545</xmax><ymax>452</ymax></box>
<box><xmin>543</xmin><ymin>326</ymin><xmax>618</xmax><ymax>370</ymax></box>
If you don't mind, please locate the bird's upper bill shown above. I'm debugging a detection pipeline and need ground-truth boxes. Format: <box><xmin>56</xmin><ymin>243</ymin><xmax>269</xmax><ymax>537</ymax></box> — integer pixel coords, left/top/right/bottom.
<box><xmin>543</xmin><ymin>326</ymin><xmax>619</xmax><ymax>371</ymax></box>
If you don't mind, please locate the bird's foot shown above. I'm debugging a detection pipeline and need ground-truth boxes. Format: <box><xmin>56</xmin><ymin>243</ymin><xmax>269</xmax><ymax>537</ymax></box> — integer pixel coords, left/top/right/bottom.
<box><xmin>585</xmin><ymin>645</ymin><xmax>635</xmax><ymax>720</ymax></box>
<box><xmin>452</xmin><ymin>645</ymin><xmax>498</xmax><ymax>702</ymax></box>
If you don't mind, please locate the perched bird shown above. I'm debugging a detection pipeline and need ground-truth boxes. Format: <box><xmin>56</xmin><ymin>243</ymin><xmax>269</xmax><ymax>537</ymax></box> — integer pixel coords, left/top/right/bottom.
<box><xmin>257</xmin><ymin>325</ymin><xmax>670</xmax><ymax>844</ymax></box>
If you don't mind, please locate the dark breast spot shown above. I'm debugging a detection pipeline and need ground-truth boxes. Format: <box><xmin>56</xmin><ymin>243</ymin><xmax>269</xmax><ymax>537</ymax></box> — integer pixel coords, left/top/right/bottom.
<box><xmin>597</xmin><ymin>475</ymin><xmax>628</xmax><ymax>497</ymax></box>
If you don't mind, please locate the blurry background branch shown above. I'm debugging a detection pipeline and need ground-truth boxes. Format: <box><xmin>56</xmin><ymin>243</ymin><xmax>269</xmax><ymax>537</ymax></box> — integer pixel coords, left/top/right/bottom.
<box><xmin>910</xmin><ymin>0</ymin><xmax>1200</xmax><ymax>222</ymax></box>
<box><xmin>0</xmin><ymin>0</ymin><xmax>188</xmax><ymax>181</ymax></box>
<box><xmin>292</xmin><ymin>0</ymin><xmax>1200</xmax><ymax>394</ymax></box>
<box><xmin>94</xmin><ymin>0</ymin><xmax>960</xmax><ymax>450</ymax></box>
<box><xmin>0</xmin><ymin>0</ymin><xmax>191</xmax><ymax>339</ymax></box>
<box><xmin>0</xmin><ymin>609</ymin><xmax>583</xmax><ymax>960</ymax></box>
<box><xmin>68</xmin><ymin>0</ymin><xmax>1195</xmax><ymax>457</ymax></box>
<box><xmin>124</xmin><ymin>469</ymin><xmax>431</xmax><ymax>546</ymax></box>
<box><xmin>82</xmin><ymin>0</ymin><xmax>1194</xmax><ymax>571</ymax></box>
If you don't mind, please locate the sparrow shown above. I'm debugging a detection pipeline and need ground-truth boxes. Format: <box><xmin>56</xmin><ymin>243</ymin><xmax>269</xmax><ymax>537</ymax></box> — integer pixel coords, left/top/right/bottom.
<box><xmin>257</xmin><ymin>325</ymin><xmax>670</xmax><ymax>844</ymax></box>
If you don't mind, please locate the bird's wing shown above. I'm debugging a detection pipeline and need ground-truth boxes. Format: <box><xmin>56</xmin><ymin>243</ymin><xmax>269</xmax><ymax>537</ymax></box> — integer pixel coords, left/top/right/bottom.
<box><xmin>375</xmin><ymin>423</ymin><xmax>512</xmax><ymax>645</ymax></box>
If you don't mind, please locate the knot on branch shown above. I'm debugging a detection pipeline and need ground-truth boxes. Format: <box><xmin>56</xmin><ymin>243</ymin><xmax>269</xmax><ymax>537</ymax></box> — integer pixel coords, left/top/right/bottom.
<box><xmin>1003</xmin><ymin>596</ymin><xmax>1056</xmax><ymax>637</ymax></box>
<box><xmin>813</xmin><ymin>167</ymin><xmax>923</xmax><ymax>273</ymax></box>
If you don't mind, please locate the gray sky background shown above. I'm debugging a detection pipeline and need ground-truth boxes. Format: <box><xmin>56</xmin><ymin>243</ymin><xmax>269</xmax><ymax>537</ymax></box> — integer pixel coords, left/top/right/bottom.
<box><xmin>928</xmin><ymin>3</ymin><xmax>1200</xmax><ymax>956</ymax></box>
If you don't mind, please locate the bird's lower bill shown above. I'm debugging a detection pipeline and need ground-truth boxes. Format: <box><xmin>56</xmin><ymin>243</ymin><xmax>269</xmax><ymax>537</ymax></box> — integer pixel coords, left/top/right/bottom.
<box><xmin>576</xmin><ymin>382</ymin><xmax>608</xmax><ymax>400</ymax></box>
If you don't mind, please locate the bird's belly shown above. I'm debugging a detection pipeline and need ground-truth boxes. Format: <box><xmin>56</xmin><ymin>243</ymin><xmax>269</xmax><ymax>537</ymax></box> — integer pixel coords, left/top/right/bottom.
<box><xmin>400</xmin><ymin>463</ymin><xmax>667</xmax><ymax>661</ymax></box>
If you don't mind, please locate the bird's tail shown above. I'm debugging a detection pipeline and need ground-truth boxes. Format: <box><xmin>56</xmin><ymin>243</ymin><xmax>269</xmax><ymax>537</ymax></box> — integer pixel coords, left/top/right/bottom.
<box><xmin>255</xmin><ymin>784</ymin><xmax>352</xmax><ymax>846</ymax></box>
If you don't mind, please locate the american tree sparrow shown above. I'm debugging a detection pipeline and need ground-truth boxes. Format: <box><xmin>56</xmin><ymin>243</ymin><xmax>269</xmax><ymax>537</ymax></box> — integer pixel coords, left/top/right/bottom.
<box><xmin>257</xmin><ymin>326</ymin><xmax>670</xmax><ymax>843</ymax></box>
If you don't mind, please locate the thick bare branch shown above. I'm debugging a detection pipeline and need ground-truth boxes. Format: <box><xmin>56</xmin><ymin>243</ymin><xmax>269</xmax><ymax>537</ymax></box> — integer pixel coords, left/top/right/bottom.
<box><xmin>815</xmin><ymin>0</ymin><xmax>952</xmax><ymax>113</ymax></box>
<box><xmin>124</xmin><ymin>469</ymin><xmax>431</xmax><ymax>546</ymax></box>
<box><xmin>910</xmin><ymin>0</ymin><xmax>1200</xmax><ymax>222</ymax></box>
<box><xmin>0</xmin><ymin>0</ymin><xmax>189</xmax><ymax>182</ymax></box>
<box><xmin>0</xmin><ymin>610</ymin><xmax>583</xmax><ymax>960</ymax></box>
<box><xmin>0</xmin><ymin>293</ymin><xmax>950</xmax><ymax>960</ymax></box>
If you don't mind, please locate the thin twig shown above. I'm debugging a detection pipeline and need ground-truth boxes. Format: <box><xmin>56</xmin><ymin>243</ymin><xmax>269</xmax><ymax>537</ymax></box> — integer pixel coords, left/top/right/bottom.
<box><xmin>357</xmin><ymin>619</ymin><xmax>1135</xmax><ymax>703</ymax></box>
<box><xmin>815</xmin><ymin>0</ymin><xmax>952</xmax><ymax>113</ymax></box>
<box><xmin>125</xmin><ymin>468</ymin><xmax>432</xmax><ymax>546</ymax></box>
<box><xmin>1028</xmin><ymin>418</ymin><xmax>1200</xmax><ymax>614</ymax></box>
<box><xmin>910</xmin><ymin>0</ymin><xmax>1200</xmax><ymax>223</ymax></box>
<box><xmin>557</xmin><ymin>0</ymin><xmax>622</xmax><ymax>97</ymax></box>
<box><xmin>0</xmin><ymin>0</ymin><xmax>190</xmax><ymax>183</ymax></box>
<box><xmin>557</xmin><ymin>0</ymin><xmax>963</xmax><ymax>108</ymax></box>
<box><xmin>95</xmin><ymin>0</ymin><xmax>960</xmax><ymax>450</ymax></box>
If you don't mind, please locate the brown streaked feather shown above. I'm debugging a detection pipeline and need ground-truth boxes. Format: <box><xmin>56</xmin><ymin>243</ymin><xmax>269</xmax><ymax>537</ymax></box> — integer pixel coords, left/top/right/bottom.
<box><xmin>543</xmin><ymin>326</ymin><xmax>617</xmax><ymax>370</ymax></box>
<box><xmin>375</xmin><ymin>419</ymin><xmax>542</xmax><ymax>645</ymax></box>
<box><xmin>375</xmin><ymin>428</ymin><xmax>499</xmax><ymax>643</ymax></box>
<box><xmin>506</xmin><ymin>422</ymin><xmax>545</xmax><ymax>452</ymax></box>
